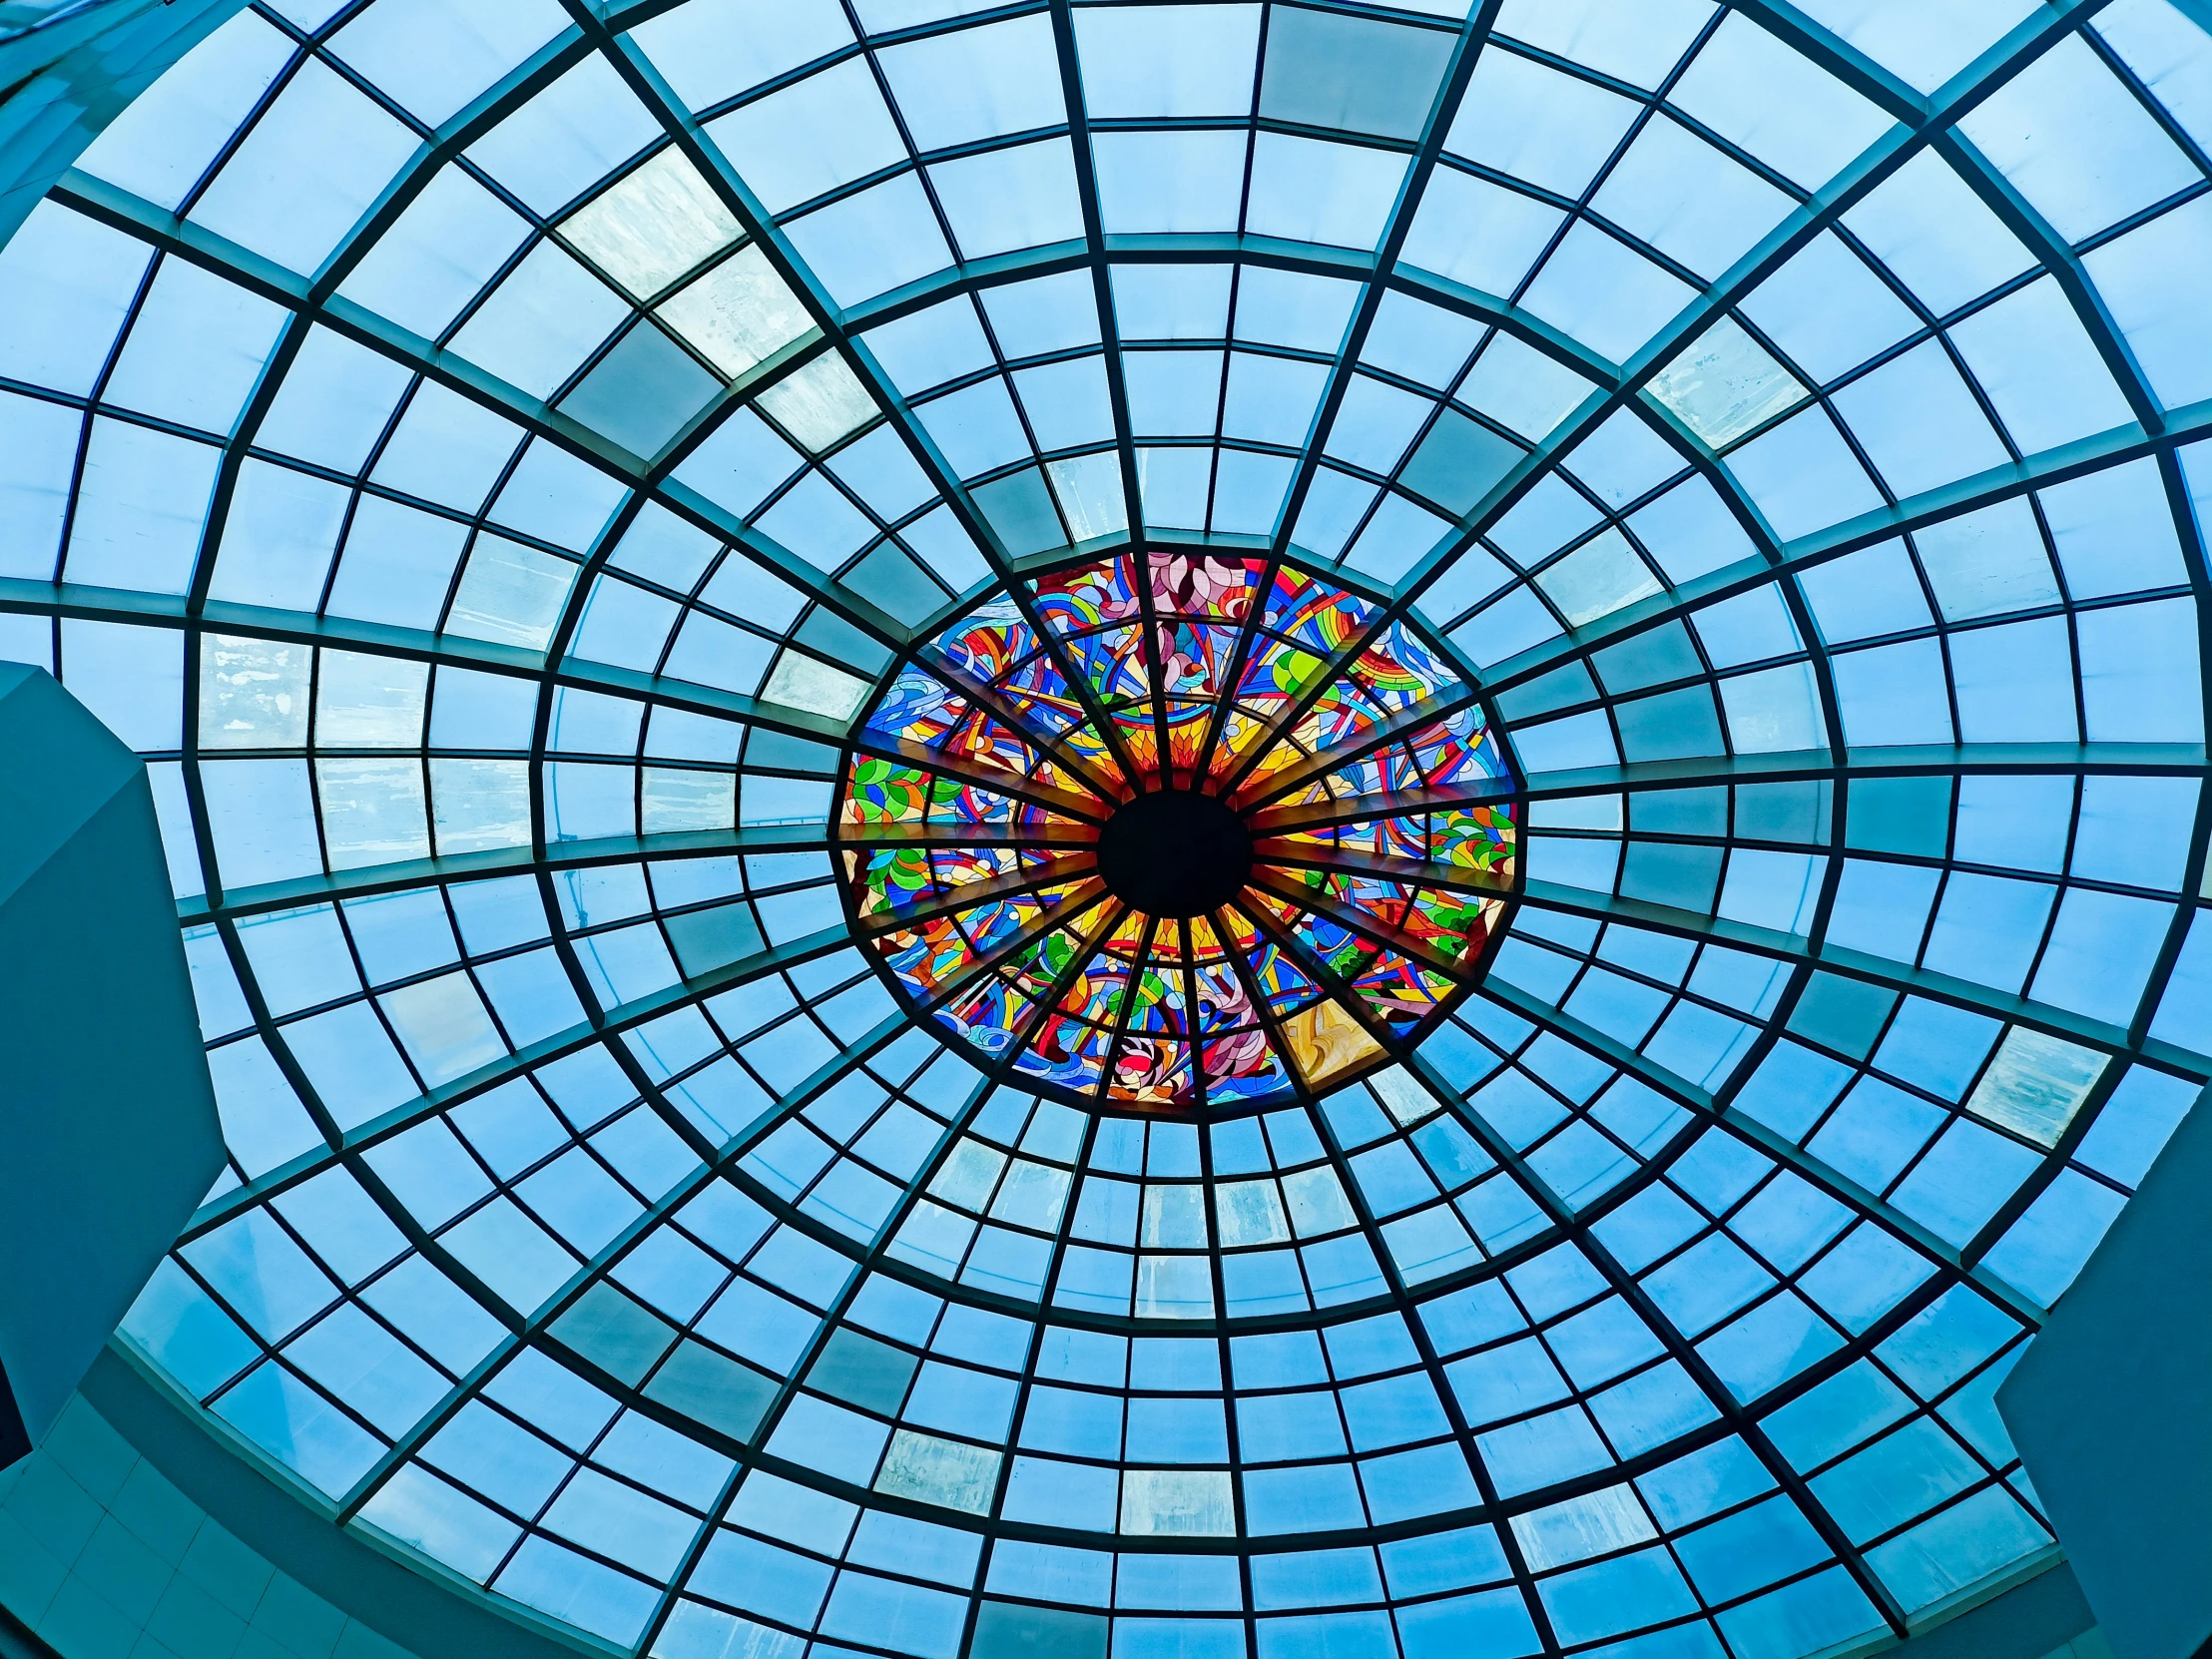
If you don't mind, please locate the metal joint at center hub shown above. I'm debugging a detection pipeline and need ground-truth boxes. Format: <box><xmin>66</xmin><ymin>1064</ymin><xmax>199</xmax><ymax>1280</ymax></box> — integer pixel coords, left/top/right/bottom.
<box><xmin>1095</xmin><ymin>789</ymin><xmax>1253</xmax><ymax>918</ymax></box>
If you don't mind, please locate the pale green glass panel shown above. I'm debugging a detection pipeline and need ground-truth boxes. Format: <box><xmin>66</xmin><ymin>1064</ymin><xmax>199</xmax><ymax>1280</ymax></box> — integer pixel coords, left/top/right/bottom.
<box><xmin>561</xmin><ymin>148</ymin><xmax>744</xmax><ymax>299</ymax></box>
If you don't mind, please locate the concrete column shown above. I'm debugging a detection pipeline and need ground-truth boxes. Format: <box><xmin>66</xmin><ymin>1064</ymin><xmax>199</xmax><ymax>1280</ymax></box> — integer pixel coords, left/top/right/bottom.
<box><xmin>0</xmin><ymin>665</ymin><xmax>224</xmax><ymax>1463</ymax></box>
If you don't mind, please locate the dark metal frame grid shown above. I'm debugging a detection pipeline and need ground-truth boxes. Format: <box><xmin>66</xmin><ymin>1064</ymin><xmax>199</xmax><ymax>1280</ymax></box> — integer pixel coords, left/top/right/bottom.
<box><xmin>0</xmin><ymin>0</ymin><xmax>2208</xmax><ymax>1657</ymax></box>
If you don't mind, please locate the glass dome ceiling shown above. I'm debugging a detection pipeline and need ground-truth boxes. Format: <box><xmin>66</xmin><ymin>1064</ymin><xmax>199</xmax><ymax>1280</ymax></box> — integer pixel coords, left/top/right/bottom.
<box><xmin>2</xmin><ymin>0</ymin><xmax>2211</xmax><ymax>1655</ymax></box>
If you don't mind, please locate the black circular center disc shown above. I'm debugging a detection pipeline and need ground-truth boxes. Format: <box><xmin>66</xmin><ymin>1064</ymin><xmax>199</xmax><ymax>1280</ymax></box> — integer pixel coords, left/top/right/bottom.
<box><xmin>1096</xmin><ymin>789</ymin><xmax>1253</xmax><ymax>918</ymax></box>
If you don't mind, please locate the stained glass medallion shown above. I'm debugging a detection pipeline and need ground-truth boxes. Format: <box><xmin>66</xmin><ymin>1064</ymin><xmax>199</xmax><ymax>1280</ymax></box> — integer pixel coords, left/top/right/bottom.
<box><xmin>835</xmin><ymin>551</ymin><xmax>1516</xmax><ymax>1110</ymax></box>
<box><xmin>14</xmin><ymin>0</ymin><xmax>2211</xmax><ymax>1645</ymax></box>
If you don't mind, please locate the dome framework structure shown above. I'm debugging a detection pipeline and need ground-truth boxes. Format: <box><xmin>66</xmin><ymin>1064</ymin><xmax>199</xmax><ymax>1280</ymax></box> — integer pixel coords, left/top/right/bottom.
<box><xmin>0</xmin><ymin>1</ymin><xmax>2210</xmax><ymax>1658</ymax></box>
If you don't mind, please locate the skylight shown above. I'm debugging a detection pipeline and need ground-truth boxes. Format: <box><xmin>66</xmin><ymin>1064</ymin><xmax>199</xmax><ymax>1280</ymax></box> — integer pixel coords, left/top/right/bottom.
<box><xmin>3</xmin><ymin>0</ymin><xmax>2212</xmax><ymax>1655</ymax></box>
